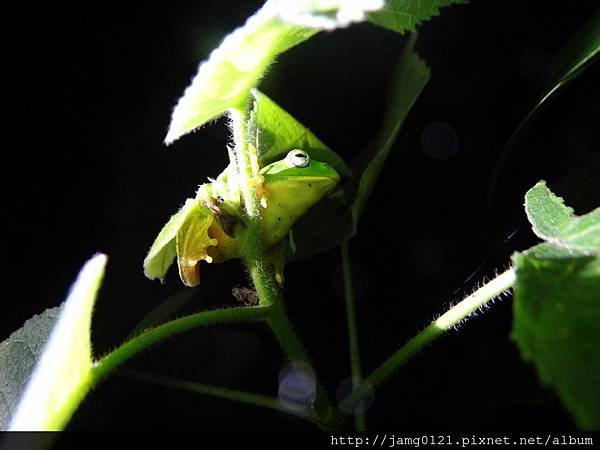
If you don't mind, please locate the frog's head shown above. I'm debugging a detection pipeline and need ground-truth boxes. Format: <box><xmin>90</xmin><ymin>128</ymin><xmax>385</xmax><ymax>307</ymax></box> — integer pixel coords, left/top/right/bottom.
<box><xmin>260</xmin><ymin>149</ymin><xmax>340</xmax><ymax>245</ymax></box>
<box><xmin>261</xmin><ymin>149</ymin><xmax>340</xmax><ymax>200</ymax></box>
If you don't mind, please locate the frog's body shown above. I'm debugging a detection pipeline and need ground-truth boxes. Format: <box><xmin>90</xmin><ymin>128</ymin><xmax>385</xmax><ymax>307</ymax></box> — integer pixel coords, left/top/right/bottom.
<box><xmin>143</xmin><ymin>150</ymin><xmax>340</xmax><ymax>287</ymax></box>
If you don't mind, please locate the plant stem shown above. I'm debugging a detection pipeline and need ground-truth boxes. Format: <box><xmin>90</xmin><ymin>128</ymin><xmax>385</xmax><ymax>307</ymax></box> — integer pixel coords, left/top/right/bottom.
<box><xmin>266</xmin><ymin>303</ymin><xmax>335</xmax><ymax>427</ymax></box>
<box><xmin>92</xmin><ymin>306</ymin><xmax>269</xmax><ymax>381</ymax></box>
<box><xmin>340</xmin><ymin>242</ymin><xmax>366</xmax><ymax>430</ymax></box>
<box><xmin>118</xmin><ymin>369</ymin><xmax>315</xmax><ymax>423</ymax></box>
<box><xmin>230</xmin><ymin>104</ymin><xmax>335</xmax><ymax>428</ymax></box>
<box><xmin>230</xmin><ymin>106</ymin><xmax>277</xmax><ymax>309</ymax></box>
<box><xmin>230</xmin><ymin>106</ymin><xmax>259</xmax><ymax>218</ymax></box>
<box><xmin>339</xmin><ymin>268</ymin><xmax>516</xmax><ymax>415</ymax></box>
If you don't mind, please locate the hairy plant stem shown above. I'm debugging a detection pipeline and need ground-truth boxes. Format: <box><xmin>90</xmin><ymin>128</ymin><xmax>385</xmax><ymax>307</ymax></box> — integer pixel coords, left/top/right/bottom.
<box><xmin>341</xmin><ymin>242</ymin><xmax>366</xmax><ymax>430</ymax></box>
<box><xmin>229</xmin><ymin>107</ymin><xmax>275</xmax><ymax>306</ymax></box>
<box><xmin>230</xmin><ymin>104</ymin><xmax>335</xmax><ymax>428</ymax></box>
<box><xmin>338</xmin><ymin>268</ymin><xmax>516</xmax><ymax>418</ymax></box>
<box><xmin>267</xmin><ymin>301</ymin><xmax>336</xmax><ymax>428</ymax></box>
<box><xmin>92</xmin><ymin>306</ymin><xmax>269</xmax><ymax>381</ymax></box>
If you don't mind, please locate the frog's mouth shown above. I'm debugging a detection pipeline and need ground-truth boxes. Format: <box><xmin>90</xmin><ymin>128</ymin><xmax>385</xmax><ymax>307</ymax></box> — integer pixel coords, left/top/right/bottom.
<box><xmin>276</xmin><ymin>173</ymin><xmax>341</xmax><ymax>193</ymax></box>
<box><xmin>304</xmin><ymin>174</ymin><xmax>340</xmax><ymax>192</ymax></box>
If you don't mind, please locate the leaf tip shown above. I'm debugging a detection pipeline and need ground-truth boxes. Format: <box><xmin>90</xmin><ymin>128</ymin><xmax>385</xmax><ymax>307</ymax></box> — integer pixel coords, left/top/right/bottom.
<box><xmin>85</xmin><ymin>253</ymin><xmax>108</xmax><ymax>276</ymax></box>
<box><xmin>66</xmin><ymin>253</ymin><xmax>108</xmax><ymax>306</ymax></box>
<box><xmin>164</xmin><ymin>127</ymin><xmax>180</xmax><ymax>146</ymax></box>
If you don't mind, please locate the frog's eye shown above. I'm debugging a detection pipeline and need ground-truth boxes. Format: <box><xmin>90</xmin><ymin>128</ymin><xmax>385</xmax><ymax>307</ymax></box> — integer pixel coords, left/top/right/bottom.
<box><xmin>286</xmin><ymin>150</ymin><xmax>310</xmax><ymax>168</ymax></box>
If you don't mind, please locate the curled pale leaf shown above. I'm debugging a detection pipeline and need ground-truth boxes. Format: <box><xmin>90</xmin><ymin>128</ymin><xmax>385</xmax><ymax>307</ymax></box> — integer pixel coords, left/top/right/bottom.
<box><xmin>143</xmin><ymin>199</ymin><xmax>198</xmax><ymax>283</ymax></box>
<box><xmin>176</xmin><ymin>210</ymin><xmax>219</xmax><ymax>287</ymax></box>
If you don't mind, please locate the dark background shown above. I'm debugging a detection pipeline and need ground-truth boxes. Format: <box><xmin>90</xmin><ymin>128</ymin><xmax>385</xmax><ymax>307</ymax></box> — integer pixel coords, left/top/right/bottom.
<box><xmin>5</xmin><ymin>0</ymin><xmax>599</xmax><ymax>430</ymax></box>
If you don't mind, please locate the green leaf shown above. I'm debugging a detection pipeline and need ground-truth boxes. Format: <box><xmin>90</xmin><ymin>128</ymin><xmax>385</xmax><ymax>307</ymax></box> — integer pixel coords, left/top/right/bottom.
<box><xmin>246</xmin><ymin>84</ymin><xmax>354</xmax><ymax>261</ymax></box>
<box><xmin>249</xmin><ymin>89</ymin><xmax>350</xmax><ymax>176</ymax></box>
<box><xmin>8</xmin><ymin>254</ymin><xmax>107</xmax><ymax>430</ymax></box>
<box><xmin>368</xmin><ymin>0</ymin><xmax>467</xmax><ymax>34</ymax></box>
<box><xmin>351</xmin><ymin>33</ymin><xmax>430</xmax><ymax>222</ymax></box>
<box><xmin>0</xmin><ymin>307</ymin><xmax>60</xmax><ymax>430</ymax></box>
<box><xmin>546</xmin><ymin>9</ymin><xmax>600</xmax><ymax>89</ymax></box>
<box><xmin>524</xmin><ymin>242</ymin><xmax>594</xmax><ymax>260</ymax></box>
<box><xmin>525</xmin><ymin>181</ymin><xmax>600</xmax><ymax>254</ymax></box>
<box><xmin>165</xmin><ymin>0</ymin><xmax>384</xmax><ymax>144</ymax></box>
<box><xmin>488</xmin><ymin>10</ymin><xmax>600</xmax><ymax>206</ymax></box>
<box><xmin>514</xmin><ymin>182</ymin><xmax>600</xmax><ymax>429</ymax></box>
<box><xmin>512</xmin><ymin>252</ymin><xmax>600</xmax><ymax>430</ymax></box>
<box><xmin>144</xmin><ymin>199</ymin><xmax>198</xmax><ymax>282</ymax></box>
<box><xmin>291</xmin><ymin>34</ymin><xmax>430</xmax><ymax>259</ymax></box>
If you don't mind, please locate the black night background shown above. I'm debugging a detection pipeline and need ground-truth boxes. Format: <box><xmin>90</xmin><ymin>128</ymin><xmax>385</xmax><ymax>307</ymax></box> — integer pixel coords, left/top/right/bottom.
<box><xmin>4</xmin><ymin>0</ymin><xmax>599</xmax><ymax>431</ymax></box>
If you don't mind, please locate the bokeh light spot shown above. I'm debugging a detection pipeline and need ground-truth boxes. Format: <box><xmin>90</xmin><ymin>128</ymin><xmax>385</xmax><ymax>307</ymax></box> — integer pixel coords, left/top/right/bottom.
<box><xmin>421</xmin><ymin>121</ymin><xmax>459</xmax><ymax>160</ymax></box>
<box><xmin>278</xmin><ymin>362</ymin><xmax>317</xmax><ymax>411</ymax></box>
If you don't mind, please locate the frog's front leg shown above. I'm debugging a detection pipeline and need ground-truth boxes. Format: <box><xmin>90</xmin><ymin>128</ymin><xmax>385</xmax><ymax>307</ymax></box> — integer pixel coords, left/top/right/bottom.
<box><xmin>264</xmin><ymin>238</ymin><xmax>289</xmax><ymax>288</ymax></box>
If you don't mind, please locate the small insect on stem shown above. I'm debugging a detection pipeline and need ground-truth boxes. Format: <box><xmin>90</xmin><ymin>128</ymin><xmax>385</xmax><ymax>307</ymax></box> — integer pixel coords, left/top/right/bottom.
<box><xmin>232</xmin><ymin>286</ymin><xmax>259</xmax><ymax>306</ymax></box>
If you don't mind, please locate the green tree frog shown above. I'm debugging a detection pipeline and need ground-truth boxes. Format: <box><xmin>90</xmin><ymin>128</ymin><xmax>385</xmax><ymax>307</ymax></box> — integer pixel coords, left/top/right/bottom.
<box><xmin>143</xmin><ymin>149</ymin><xmax>340</xmax><ymax>287</ymax></box>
